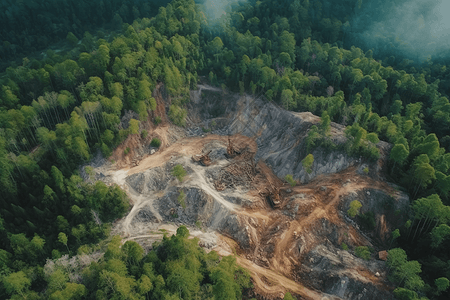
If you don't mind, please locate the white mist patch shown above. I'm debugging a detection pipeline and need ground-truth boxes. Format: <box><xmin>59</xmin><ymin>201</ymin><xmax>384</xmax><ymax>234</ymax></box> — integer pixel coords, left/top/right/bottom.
<box><xmin>200</xmin><ymin>0</ymin><xmax>245</xmax><ymax>26</ymax></box>
<box><xmin>203</xmin><ymin>0</ymin><xmax>228</xmax><ymax>20</ymax></box>
<box><xmin>429</xmin><ymin>1</ymin><xmax>450</xmax><ymax>39</ymax></box>
<box><xmin>352</xmin><ymin>0</ymin><xmax>450</xmax><ymax>61</ymax></box>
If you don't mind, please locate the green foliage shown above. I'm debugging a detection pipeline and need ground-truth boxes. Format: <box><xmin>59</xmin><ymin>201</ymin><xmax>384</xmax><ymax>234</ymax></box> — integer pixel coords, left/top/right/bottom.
<box><xmin>3</xmin><ymin>271</ymin><xmax>31</xmax><ymax>297</ymax></box>
<box><xmin>355</xmin><ymin>246</ymin><xmax>371</xmax><ymax>260</ymax></box>
<box><xmin>301</xmin><ymin>154</ymin><xmax>314</xmax><ymax>174</ymax></box>
<box><xmin>387</xmin><ymin>248</ymin><xmax>425</xmax><ymax>291</ymax></box>
<box><xmin>359</xmin><ymin>211</ymin><xmax>376</xmax><ymax>230</ymax></box>
<box><xmin>150</xmin><ymin>138</ymin><xmax>161</xmax><ymax>148</ymax></box>
<box><xmin>168</xmin><ymin>104</ymin><xmax>187</xmax><ymax>127</ymax></box>
<box><xmin>348</xmin><ymin>200</ymin><xmax>362</xmax><ymax>218</ymax></box>
<box><xmin>341</xmin><ymin>243</ymin><xmax>349</xmax><ymax>251</ymax></box>
<box><xmin>171</xmin><ymin>164</ymin><xmax>187</xmax><ymax>182</ymax></box>
<box><xmin>1</xmin><ymin>0</ymin><xmax>450</xmax><ymax>298</ymax></box>
<box><xmin>285</xmin><ymin>174</ymin><xmax>296</xmax><ymax>187</ymax></box>
<box><xmin>124</xmin><ymin>147</ymin><xmax>131</xmax><ymax>155</ymax></box>
<box><xmin>363</xmin><ymin>167</ymin><xmax>369</xmax><ymax>174</ymax></box>
<box><xmin>283</xmin><ymin>291</ymin><xmax>296</xmax><ymax>300</ymax></box>
<box><xmin>435</xmin><ymin>277</ymin><xmax>449</xmax><ymax>294</ymax></box>
<box><xmin>141</xmin><ymin>129</ymin><xmax>148</xmax><ymax>139</ymax></box>
<box><xmin>195</xmin><ymin>220</ymin><xmax>202</xmax><ymax>229</ymax></box>
<box><xmin>129</xmin><ymin>118</ymin><xmax>140</xmax><ymax>135</ymax></box>
<box><xmin>154</xmin><ymin>116</ymin><xmax>162</xmax><ymax>125</ymax></box>
<box><xmin>177</xmin><ymin>190</ymin><xmax>186</xmax><ymax>209</ymax></box>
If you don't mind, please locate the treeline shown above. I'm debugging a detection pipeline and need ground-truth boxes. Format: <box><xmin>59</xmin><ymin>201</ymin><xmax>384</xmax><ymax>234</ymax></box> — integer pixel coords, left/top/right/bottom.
<box><xmin>2</xmin><ymin>226</ymin><xmax>253</xmax><ymax>299</ymax></box>
<box><xmin>0</xmin><ymin>0</ymin><xmax>172</xmax><ymax>69</ymax></box>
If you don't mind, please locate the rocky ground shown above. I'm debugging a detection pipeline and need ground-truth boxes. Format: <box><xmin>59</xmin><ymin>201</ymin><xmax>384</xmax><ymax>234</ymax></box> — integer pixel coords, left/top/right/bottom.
<box><xmin>86</xmin><ymin>83</ymin><xmax>410</xmax><ymax>300</ymax></box>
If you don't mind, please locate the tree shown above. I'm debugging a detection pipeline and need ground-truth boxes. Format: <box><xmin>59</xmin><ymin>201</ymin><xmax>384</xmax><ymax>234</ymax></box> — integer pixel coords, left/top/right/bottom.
<box><xmin>435</xmin><ymin>277</ymin><xmax>449</xmax><ymax>295</ymax></box>
<box><xmin>281</xmin><ymin>89</ymin><xmax>295</xmax><ymax>110</ymax></box>
<box><xmin>285</xmin><ymin>174</ymin><xmax>296</xmax><ymax>187</ymax></box>
<box><xmin>391</xmin><ymin>229</ymin><xmax>400</xmax><ymax>248</ymax></box>
<box><xmin>129</xmin><ymin>119</ymin><xmax>140</xmax><ymax>135</ymax></box>
<box><xmin>58</xmin><ymin>232</ymin><xmax>69</xmax><ymax>252</ymax></box>
<box><xmin>348</xmin><ymin>200</ymin><xmax>362</xmax><ymax>217</ymax></box>
<box><xmin>387</xmin><ymin>248</ymin><xmax>408</xmax><ymax>271</ymax></box>
<box><xmin>393</xmin><ymin>287</ymin><xmax>418</xmax><ymax>300</ymax></box>
<box><xmin>390</xmin><ymin>144</ymin><xmax>409</xmax><ymax>170</ymax></box>
<box><xmin>430</xmin><ymin>224</ymin><xmax>450</xmax><ymax>248</ymax></box>
<box><xmin>168</xmin><ymin>105</ymin><xmax>187</xmax><ymax>127</ymax></box>
<box><xmin>319</xmin><ymin>111</ymin><xmax>331</xmax><ymax>136</ymax></box>
<box><xmin>66</xmin><ymin>32</ymin><xmax>79</xmax><ymax>46</ymax></box>
<box><xmin>301</xmin><ymin>154</ymin><xmax>314</xmax><ymax>173</ymax></box>
<box><xmin>171</xmin><ymin>165</ymin><xmax>186</xmax><ymax>182</ymax></box>
<box><xmin>3</xmin><ymin>271</ymin><xmax>31</xmax><ymax>297</ymax></box>
<box><xmin>306</xmin><ymin>125</ymin><xmax>320</xmax><ymax>153</ymax></box>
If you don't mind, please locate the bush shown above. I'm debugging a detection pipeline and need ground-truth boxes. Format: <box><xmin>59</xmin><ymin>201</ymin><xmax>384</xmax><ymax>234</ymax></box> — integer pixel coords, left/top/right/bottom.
<box><xmin>168</xmin><ymin>104</ymin><xmax>187</xmax><ymax>127</ymax></box>
<box><xmin>341</xmin><ymin>243</ymin><xmax>349</xmax><ymax>251</ymax></box>
<box><xmin>285</xmin><ymin>174</ymin><xmax>296</xmax><ymax>187</ymax></box>
<box><xmin>100</xmin><ymin>143</ymin><xmax>112</xmax><ymax>158</ymax></box>
<box><xmin>141</xmin><ymin>129</ymin><xmax>148</xmax><ymax>139</ymax></box>
<box><xmin>154</xmin><ymin>116</ymin><xmax>162</xmax><ymax>125</ymax></box>
<box><xmin>124</xmin><ymin>147</ymin><xmax>130</xmax><ymax>155</ymax></box>
<box><xmin>355</xmin><ymin>246</ymin><xmax>371</xmax><ymax>260</ymax></box>
<box><xmin>363</xmin><ymin>167</ymin><xmax>369</xmax><ymax>174</ymax></box>
<box><xmin>195</xmin><ymin>220</ymin><xmax>202</xmax><ymax>229</ymax></box>
<box><xmin>172</xmin><ymin>164</ymin><xmax>187</xmax><ymax>182</ymax></box>
<box><xmin>150</xmin><ymin>138</ymin><xmax>161</xmax><ymax>147</ymax></box>
<box><xmin>348</xmin><ymin>200</ymin><xmax>362</xmax><ymax>217</ymax></box>
<box><xmin>177</xmin><ymin>190</ymin><xmax>186</xmax><ymax>209</ymax></box>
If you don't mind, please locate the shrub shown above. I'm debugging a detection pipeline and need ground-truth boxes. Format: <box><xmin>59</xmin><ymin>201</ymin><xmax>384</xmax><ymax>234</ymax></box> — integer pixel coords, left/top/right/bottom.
<box><xmin>172</xmin><ymin>164</ymin><xmax>187</xmax><ymax>182</ymax></box>
<box><xmin>285</xmin><ymin>174</ymin><xmax>296</xmax><ymax>187</ymax></box>
<box><xmin>124</xmin><ymin>147</ymin><xmax>130</xmax><ymax>155</ymax></box>
<box><xmin>195</xmin><ymin>220</ymin><xmax>202</xmax><ymax>229</ymax></box>
<box><xmin>141</xmin><ymin>129</ymin><xmax>148</xmax><ymax>139</ymax></box>
<box><xmin>100</xmin><ymin>143</ymin><xmax>112</xmax><ymax>158</ymax></box>
<box><xmin>177</xmin><ymin>190</ymin><xmax>186</xmax><ymax>209</ymax></box>
<box><xmin>283</xmin><ymin>292</ymin><xmax>296</xmax><ymax>300</ymax></box>
<box><xmin>363</xmin><ymin>167</ymin><xmax>369</xmax><ymax>174</ymax></box>
<box><xmin>154</xmin><ymin>116</ymin><xmax>162</xmax><ymax>125</ymax></box>
<box><xmin>151</xmin><ymin>138</ymin><xmax>161</xmax><ymax>147</ymax></box>
<box><xmin>168</xmin><ymin>104</ymin><xmax>187</xmax><ymax>127</ymax></box>
<box><xmin>355</xmin><ymin>246</ymin><xmax>371</xmax><ymax>260</ymax></box>
<box><xmin>341</xmin><ymin>243</ymin><xmax>349</xmax><ymax>251</ymax></box>
<box><xmin>348</xmin><ymin>200</ymin><xmax>362</xmax><ymax>217</ymax></box>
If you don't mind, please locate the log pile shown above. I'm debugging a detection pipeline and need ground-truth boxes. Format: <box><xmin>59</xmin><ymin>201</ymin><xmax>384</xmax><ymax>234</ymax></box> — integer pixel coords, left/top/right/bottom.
<box><xmin>214</xmin><ymin>159</ymin><xmax>256</xmax><ymax>191</ymax></box>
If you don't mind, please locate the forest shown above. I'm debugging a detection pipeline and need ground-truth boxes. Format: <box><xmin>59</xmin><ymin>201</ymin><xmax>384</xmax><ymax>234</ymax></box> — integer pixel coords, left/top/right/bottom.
<box><xmin>1</xmin><ymin>0</ymin><xmax>450</xmax><ymax>299</ymax></box>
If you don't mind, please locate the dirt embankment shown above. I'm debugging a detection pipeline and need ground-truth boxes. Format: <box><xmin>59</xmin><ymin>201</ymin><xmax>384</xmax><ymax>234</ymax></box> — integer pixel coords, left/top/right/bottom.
<box><xmin>87</xmin><ymin>84</ymin><xmax>407</xmax><ymax>300</ymax></box>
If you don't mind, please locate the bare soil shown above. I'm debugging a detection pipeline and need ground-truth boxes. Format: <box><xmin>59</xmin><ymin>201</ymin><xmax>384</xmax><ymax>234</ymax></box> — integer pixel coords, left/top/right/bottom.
<box><xmin>91</xmin><ymin>85</ymin><xmax>403</xmax><ymax>299</ymax></box>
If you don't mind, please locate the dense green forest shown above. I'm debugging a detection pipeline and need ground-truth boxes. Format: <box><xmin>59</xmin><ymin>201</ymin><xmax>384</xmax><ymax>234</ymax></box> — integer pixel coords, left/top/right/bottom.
<box><xmin>1</xmin><ymin>0</ymin><xmax>450</xmax><ymax>299</ymax></box>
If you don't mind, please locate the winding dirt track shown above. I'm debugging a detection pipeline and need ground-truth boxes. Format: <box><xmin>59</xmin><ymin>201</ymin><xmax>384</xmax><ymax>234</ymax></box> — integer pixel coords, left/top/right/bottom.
<box><xmin>108</xmin><ymin>126</ymin><xmax>395</xmax><ymax>298</ymax></box>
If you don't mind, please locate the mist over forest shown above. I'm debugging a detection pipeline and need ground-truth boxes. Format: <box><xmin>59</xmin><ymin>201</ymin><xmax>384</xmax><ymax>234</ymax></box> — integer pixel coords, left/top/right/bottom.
<box><xmin>346</xmin><ymin>0</ymin><xmax>450</xmax><ymax>62</ymax></box>
<box><xmin>1</xmin><ymin>0</ymin><xmax>450</xmax><ymax>299</ymax></box>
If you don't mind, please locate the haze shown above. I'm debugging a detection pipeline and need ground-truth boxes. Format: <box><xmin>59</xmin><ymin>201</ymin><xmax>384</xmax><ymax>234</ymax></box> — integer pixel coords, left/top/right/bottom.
<box><xmin>350</xmin><ymin>0</ymin><xmax>450</xmax><ymax>62</ymax></box>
